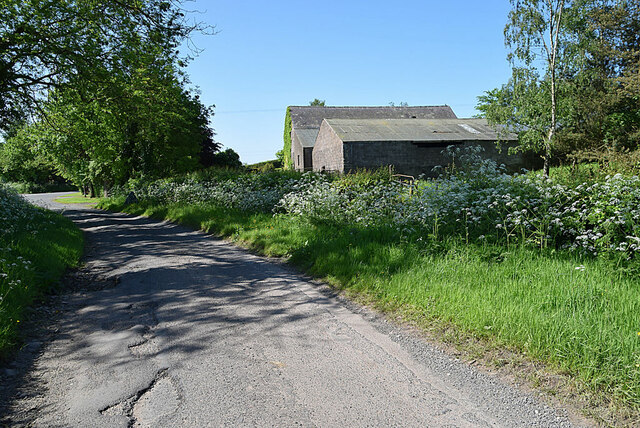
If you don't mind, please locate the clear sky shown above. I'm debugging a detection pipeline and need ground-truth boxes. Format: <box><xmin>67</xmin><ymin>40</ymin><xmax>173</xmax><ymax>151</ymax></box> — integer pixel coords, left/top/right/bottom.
<box><xmin>185</xmin><ymin>1</ymin><xmax>514</xmax><ymax>164</ymax></box>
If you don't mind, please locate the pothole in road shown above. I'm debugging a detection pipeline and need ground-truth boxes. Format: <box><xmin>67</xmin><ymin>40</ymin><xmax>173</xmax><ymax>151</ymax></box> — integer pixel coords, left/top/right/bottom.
<box><xmin>132</xmin><ymin>374</ymin><xmax>180</xmax><ymax>427</ymax></box>
<box><xmin>100</xmin><ymin>368</ymin><xmax>180</xmax><ymax>427</ymax></box>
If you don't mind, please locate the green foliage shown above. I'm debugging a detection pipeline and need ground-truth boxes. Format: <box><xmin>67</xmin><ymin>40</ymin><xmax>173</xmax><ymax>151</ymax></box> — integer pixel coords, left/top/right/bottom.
<box><xmin>209</xmin><ymin>148</ymin><xmax>242</xmax><ymax>168</ymax></box>
<box><xmin>0</xmin><ymin>0</ymin><xmax>219</xmax><ymax>194</ymax></box>
<box><xmin>567</xmin><ymin>1</ymin><xmax>640</xmax><ymax>152</ymax></box>
<box><xmin>275</xmin><ymin>149</ymin><xmax>285</xmax><ymax>166</ymax></box>
<box><xmin>0</xmin><ymin>126</ymin><xmax>61</xmax><ymax>185</ymax></box>
<box><xmin>0</xmin><ymin>186</ymin><xmax>83</xmax><ymax>354</ymax></box>
<box><xmin>282</xmin><ymin>107</ymin><xmax>293</xmax><ymax>170</ymax></box>
<box><xmin>0</xmin><ymin>0</ymin><xmax>210</xmax><ymax>131</ymax></box>
<box><xmin>247</xmin><ymin>159</ymin><xmax>283</xmax><ymax>172</ymax></box>
<box><xmin>479</xmin><ymin>0</ymin><xmax>573</xmax><ymax>176</ymax></box>
<box><xmin>5</xmin><ymin>39</ymin><xmax>215</xmax><ymax>193</ymax></box>
<box><xmin>0</xmin><ymin>181</ymin><xmax>76</xmax><ymax>194</ymax></box>
<box><xmin>479</xmin><ymin>1</ymin><xmax>640</xmax><ymax>171</ymax></box>
<box><xmin>309</xmin><ymin>98</ymin><xmax>326</xmax><ymax>106</ymax></box>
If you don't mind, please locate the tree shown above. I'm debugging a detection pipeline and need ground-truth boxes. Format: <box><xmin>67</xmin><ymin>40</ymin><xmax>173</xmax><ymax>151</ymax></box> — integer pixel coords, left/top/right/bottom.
<box><xmin>585</xmin><ymin>1</ymin><xmax>640</xmax><ymax>150</ymax></box>
<box><xmin>479</xmin><ymin>0</ymin><xmax>571</xmax><ymax>177</ymax></box>
<box><xmin>480</xmin><ymin>1</ymin><xmax>640</xmax><ymax>170</ymax></box>
<box><xmin>0</xmin><ymin>122</ymin><xmax>58</xmax><ymax>184</ymax></box>
<box><xmin>210</xmin><ymin>148</ymin><xmax>242</xmax><ymax>168</ymax></box>
<box><xmin>309</xmin><ymin>98</ymin><xmax>326</xmax><ymax>106</ymax></box>
<box><xmin>0</xmin><ymin>0</ymin><xmax>209</xmax><ymax>132</ymax></box>
<box><xmin>32</xmin><ymin>73</ymin><xmax>215</xmax><ymax>193</ymax></box>
<box><xmin>1</xmin><ymin>0</ymin><xmax>218</xmax><ymax>193</ymax></box>
<box><xmin>9</xmin><ymin>33</ymin><xmax>217</xmax><ymax>194</ymax></box>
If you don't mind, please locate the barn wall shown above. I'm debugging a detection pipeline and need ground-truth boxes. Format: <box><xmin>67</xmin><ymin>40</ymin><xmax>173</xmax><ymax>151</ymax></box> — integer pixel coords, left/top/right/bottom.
<box><xmin>343</xmin><ymin>140</ymin><xmax>527</xmax><ymax>177</ymax></box>
<box><xmin>312</xmin><ymin>121</ymin><xmax>344</xmax><ymax>172</ymax></box>
<box><xmin>291</xmin><ymin>130</ymin><xmax>305</xmax><ymax>171</ymax></box>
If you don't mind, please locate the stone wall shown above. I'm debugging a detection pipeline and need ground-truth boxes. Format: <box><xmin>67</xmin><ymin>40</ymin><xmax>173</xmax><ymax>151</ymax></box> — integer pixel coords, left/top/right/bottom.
<box><xmin>312</xmin><ymin>121</ymin><xmax>344</xmax><ymax>172</ymax></box>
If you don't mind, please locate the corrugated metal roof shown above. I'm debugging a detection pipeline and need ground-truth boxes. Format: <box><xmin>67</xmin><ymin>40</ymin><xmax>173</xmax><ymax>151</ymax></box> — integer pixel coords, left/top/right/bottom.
<box><xmin>293</xmin><ymin>128</ymin><xmax>319</xmax><ymax>148</ymax></box>
<box><xmin>324</xmin><ymin>118</ymin><xmax>517</xmax><ymax>142</ymax></box>
<box><xmin>289</xmin><ymin>106</ymin><xmax>457</xmax><ymax>129</ymax></box>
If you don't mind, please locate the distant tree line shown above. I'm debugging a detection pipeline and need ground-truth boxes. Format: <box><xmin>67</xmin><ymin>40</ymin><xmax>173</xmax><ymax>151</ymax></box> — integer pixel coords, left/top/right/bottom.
<box><xmin>478</xmin><ymin>0</ymin><xmax>640</xmax><ymax>176</ymax></box>
<box><xmin>0</xmin><ymin>0</ymin><xmax>237</xmax><ymax>195</ymax></box>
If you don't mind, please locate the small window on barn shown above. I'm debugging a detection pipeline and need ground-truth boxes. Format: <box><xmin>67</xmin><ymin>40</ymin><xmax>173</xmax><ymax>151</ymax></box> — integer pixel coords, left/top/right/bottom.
<box><xmin>297</xmin><ymin>155</ymin><xmax>300</xmax><ymax>166</ymax></box>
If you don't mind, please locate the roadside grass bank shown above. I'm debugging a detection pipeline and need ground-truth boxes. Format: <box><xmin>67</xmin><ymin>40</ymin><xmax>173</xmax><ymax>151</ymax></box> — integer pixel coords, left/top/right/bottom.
<box><xmin>100</xmin><ymin>196</ymin><xmax>640</xmax><ymax>423</ymax></box>
<box><xmin>0</xmin><ymin>187</ymin><xmax>83</xmax><ymax>356</ymax></box>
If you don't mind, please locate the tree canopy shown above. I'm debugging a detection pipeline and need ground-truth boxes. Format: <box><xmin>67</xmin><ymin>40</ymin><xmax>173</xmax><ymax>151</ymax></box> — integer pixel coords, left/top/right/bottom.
<box><xmin>0</xmin><ymin>0</ymin><xmax>226</xmax><ymax>193</ymax></box>
<box><xmin>0</xmin><ymin>0</ymin><xmax>208</xmax><ymax>129</ymax></box>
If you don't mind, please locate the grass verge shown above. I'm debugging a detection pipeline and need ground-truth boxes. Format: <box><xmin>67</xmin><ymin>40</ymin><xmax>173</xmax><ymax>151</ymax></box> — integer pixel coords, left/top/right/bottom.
<box><xmin>0</xmin><ymin>208</ymin><xmax>83</xmax><ymax>356</ymax></box>
<box><xmin>100</xmin><ymin>197</ymin><xmax>640</xmax><ymax>423</ymax></box>
<box><xmin>53</xmin><ymin>192</ymin><xmax>101</xmax><ymax>205</ymax></box>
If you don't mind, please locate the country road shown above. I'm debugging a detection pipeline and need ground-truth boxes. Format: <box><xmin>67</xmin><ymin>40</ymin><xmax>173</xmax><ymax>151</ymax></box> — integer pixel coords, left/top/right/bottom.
<box><xmin>0</xmin><ymin>192</ymin><xmax>587</xmax><ymax>427</ymax></box>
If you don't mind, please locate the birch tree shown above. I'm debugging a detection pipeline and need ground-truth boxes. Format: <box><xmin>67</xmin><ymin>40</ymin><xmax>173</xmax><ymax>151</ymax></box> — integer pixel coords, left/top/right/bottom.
<box><xmin>480</xmin><ymin>0</ymin><xmax>570</xmax><ymax>177</ymax></box>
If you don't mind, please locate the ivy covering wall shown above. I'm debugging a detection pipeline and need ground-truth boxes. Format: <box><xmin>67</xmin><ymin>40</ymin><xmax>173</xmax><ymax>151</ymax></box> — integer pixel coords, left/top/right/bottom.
<box><xmin>282</xmin><ymin>107</ymin><xmax>293</xmax><ymax>170</ymax></box>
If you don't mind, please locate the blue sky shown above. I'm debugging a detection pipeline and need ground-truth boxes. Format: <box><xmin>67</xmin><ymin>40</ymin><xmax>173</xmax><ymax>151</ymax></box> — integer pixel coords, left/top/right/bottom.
<box><xmin>185</xmin><ymin>1</ymin><xmax>514</xmax><ymax>164</ymax></box>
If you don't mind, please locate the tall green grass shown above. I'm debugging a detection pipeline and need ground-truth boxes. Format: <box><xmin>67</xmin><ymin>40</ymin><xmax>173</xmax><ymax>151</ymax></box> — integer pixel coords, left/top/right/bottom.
<box><xmin>100</xmin><ymin>198</ymin><xmax>640</xmax><ymax>409</ymax></box>
<box><xmin>0</xmin><ymin>209</ymin><xmax>83</xmax><ymax>355</ymax></box>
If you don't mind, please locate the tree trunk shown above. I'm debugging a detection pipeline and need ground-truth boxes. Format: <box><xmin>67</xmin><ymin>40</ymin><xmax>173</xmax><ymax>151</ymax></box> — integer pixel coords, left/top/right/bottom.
<box><xmin>542</xmin><ymin>0</ymin><xmax>564</xmax><ymax>179</ymax></box>
<box><xmin>543</xmin><ymin>132</ymin><xmax>553</xmax><ymax>178</ymax></box>
<box><xmin>89</xmin><ymin>182</ymin><xmax>95</xmax><ymax>198</ymax></box>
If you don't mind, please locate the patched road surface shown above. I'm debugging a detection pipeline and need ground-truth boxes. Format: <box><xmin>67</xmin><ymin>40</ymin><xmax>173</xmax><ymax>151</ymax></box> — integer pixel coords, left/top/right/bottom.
<box><xmin>0</xmin><ymin>193</ymin><xmax>588</xmax><ymax>427</ymax></box>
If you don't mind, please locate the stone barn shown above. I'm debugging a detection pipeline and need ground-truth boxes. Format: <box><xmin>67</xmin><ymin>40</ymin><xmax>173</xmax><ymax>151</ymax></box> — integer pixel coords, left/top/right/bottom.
<box><xmin>288</xmin><ymin>106</ymin><xmax>457</xmax><ymax>171</ymax></box>
<box><xmin>312</xmin><ymin>118</ymin><xmax>523</xmax><ymax>176</ymax></box>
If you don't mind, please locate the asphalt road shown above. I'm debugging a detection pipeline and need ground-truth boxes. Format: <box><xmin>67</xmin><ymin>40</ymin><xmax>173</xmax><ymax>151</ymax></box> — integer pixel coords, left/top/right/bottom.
<box><xmin>1</xmin><ymin>192</ymin><xmax>587</xmax><ymax>427</ymax></box>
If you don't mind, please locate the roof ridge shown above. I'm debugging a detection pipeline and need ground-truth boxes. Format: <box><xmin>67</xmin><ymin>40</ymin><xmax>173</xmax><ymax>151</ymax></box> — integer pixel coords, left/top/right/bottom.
<box><xmin>325</xmin><ymin>117</ymin><xmax>483</xmax><ymax>121</ymax></box>
<box><xmin>288</xmin><ymin>105</ymin><xmax>452</xmax><ymax>108</ymax></box>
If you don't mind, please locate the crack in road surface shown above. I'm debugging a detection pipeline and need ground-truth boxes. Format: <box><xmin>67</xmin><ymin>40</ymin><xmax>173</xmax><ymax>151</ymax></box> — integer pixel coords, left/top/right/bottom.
<box><xmin>0</xmin><ymin>193</ymin><xmax>591</xmax><ymax>427</ymax></box>
<box><xmin>100</xmin><ymin>368</ymin><xmax>179</xmax><ymax>428</ymax></box>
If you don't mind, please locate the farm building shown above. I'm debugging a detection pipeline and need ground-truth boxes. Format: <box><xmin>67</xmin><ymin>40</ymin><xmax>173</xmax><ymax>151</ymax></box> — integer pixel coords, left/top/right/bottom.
<box><xmin>312</xmin><ymin>118</ymin><xmax>523</xmax><ymax>176</ymax></box>
<box><xmin>288</xmin><ymin>106</ymin><xmax>457</xmax><ymax>171</ymax></box>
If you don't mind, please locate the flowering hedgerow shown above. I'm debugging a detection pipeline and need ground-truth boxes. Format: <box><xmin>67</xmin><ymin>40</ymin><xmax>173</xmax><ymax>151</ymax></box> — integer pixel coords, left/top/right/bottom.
<box><xmin>118</xmin><ymin>172</ymin><xmax>318</xmax><ymax>213</ymax></box>
<box><xmin>0</xmin><ymin>185</ymin><xmax>83</xmax><ymax>351</ymax></box>
<box><xmin>122</xmin><ymin>148</ymin><xmax>640</xmax><ymax>259</ymax></box>
<box><xmin>0</xmin><ymin>186</ymin><xmax>45</xmax><ymax>323</ymax></box>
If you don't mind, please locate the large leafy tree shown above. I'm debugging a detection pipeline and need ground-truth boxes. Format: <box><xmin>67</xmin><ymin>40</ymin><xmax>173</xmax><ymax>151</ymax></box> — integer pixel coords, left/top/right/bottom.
<box><xmin>1</xmin><ymin>0</ymin><xmax>219</xmax><ymax>192</ymax></box>
<box><xmin>29</xmin><ymin>56</ymin><xmax>216</xmax><ymax>193</ymax></box>
<box><xmin>581</xmin><ymin>1</ymin><xmax>640</xmax><ymax>150</ymax></box>
<box><xmin>0</xmin><ymin>0</ymin><xmax>206</xmax><ymax>132</ymax></box>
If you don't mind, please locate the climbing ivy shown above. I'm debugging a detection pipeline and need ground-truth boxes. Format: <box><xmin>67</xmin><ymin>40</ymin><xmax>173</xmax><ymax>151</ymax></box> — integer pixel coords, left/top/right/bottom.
<box><xmin>282</xmin><ymin>107</ymin><xmax>293</xmax><ymax>170</ymax></box>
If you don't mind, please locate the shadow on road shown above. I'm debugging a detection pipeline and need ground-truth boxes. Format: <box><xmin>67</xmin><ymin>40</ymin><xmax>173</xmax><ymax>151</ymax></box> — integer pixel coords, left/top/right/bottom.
<box><xmin>2</xmin><ymin>206</ymin><xmax>336</xmax><ymax>425</ymax></box>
